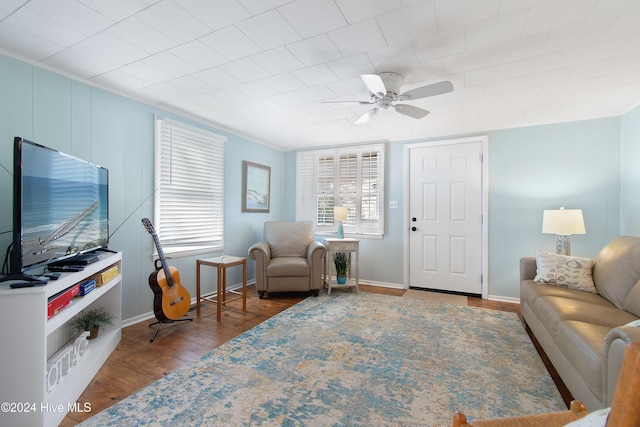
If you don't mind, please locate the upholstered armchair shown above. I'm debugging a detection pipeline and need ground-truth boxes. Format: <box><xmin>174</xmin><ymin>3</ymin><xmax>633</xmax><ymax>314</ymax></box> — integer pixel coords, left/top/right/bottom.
<box><xmin>248</xmin><ymin>221</ymin><xmax>326</xmax><ymax>299</ymax></box>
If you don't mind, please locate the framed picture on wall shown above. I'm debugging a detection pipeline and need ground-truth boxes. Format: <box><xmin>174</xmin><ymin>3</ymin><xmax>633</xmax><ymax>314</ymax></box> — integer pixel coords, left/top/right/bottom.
<box><xmin>242</xmin><ymin>161</ymin><xmax>271</xmax><ymax>213</ymax></box>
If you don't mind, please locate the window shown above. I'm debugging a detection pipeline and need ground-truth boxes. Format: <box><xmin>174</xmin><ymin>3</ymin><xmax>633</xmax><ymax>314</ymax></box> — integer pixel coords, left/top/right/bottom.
<box><xmin>296</xmin><ymin>143</ymin><xmax>384</xmax><ymax>236</ymax></box>
<box><xmin>154</xmin><ymin>116</ymin><xmax>226</xmax><ymax>256</ymax></box>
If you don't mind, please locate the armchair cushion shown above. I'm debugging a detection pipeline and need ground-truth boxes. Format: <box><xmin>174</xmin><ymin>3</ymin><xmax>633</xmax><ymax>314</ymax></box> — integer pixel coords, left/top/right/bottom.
<box><xmin>267</xmin><ymin>257</ymin><xmax>310</xmax><ymax>276</ymax></box>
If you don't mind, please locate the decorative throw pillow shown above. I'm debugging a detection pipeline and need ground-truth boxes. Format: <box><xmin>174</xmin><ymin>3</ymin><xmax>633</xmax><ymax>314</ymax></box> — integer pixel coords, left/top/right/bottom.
<box><xmin>533</xmin><ymin>251</ymin><xmax>597</xmax><ymax>293</ymax></box>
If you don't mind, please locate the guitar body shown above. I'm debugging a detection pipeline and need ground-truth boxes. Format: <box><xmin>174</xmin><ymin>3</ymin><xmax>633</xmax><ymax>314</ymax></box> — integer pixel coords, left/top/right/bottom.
<box><xmin>148</xmin><ymin>266</ymin><xmax>191</xmax><ymax>321</ymax></box>
<box><xmin>142</xmin><ymin>218</ymin><xmax>192</xmax><ymax>322</ymax></box>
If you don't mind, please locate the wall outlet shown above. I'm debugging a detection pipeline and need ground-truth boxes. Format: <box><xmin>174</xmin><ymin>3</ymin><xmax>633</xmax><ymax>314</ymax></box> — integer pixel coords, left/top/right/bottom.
<box><xmin>389</xmin><ymin>201</ymin><xmax>398</xmax><ymax>209</ymax></box>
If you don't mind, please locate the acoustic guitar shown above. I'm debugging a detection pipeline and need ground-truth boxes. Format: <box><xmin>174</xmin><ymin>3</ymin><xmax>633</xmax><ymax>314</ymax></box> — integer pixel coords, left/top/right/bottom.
<box><xmin>142</xmin><ymin>218</ymin><xmax>191</xmax><ymax>322</ymax></box>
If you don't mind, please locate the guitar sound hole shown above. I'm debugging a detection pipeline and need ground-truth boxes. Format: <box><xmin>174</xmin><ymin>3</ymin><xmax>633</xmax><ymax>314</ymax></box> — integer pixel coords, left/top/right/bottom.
<box><xmin>169</xmin><ymin>297</ymin><xmax>184</xmax><ymax>307</ymax></box>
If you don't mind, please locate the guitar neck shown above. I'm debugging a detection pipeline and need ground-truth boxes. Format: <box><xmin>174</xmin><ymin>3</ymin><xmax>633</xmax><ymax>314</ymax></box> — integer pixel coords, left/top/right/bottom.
<box><xmin>151</xmin><ymin>232</ymin><xmax>174</xmax><ymax>287</ymax></box>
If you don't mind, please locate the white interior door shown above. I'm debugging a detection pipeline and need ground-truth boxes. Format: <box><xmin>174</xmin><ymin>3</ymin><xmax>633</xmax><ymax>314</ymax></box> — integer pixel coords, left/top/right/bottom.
<box><xmin>408</xmin><ymin>140</ymin><xmax>484</xmax><ymax>294</ymax></box>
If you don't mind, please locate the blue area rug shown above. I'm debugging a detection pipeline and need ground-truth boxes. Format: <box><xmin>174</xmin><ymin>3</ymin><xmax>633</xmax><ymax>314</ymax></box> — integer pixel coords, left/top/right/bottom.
<box><xmin>81</xmin><ymin>293</ymin><xmax>565</xmax><ymax>426</ymax></box>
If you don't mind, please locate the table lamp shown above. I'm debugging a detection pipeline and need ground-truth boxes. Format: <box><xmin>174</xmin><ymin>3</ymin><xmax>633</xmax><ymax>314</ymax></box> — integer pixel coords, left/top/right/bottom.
<box><xmin>334</xmin><ymin>206</ymin><xmax>347</xmax><ymax>239</ymax></box>
<box><xmin>542</xmin><ymin>208</ymin><xmax>586</xmax><ymax>256</ymax></box>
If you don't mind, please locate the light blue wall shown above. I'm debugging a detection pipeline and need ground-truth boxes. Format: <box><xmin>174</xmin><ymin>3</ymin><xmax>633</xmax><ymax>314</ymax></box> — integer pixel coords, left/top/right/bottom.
<box><xmin>285</xmin><ymin>141</ymin><xmax>407</xmax><ymax>287</ymax></box>
<box><xmin>2</xmin><ymin>53</ymin><xmax>638</xmax><ymax>311</ymax></box>
<box><xmin>0</xmin><ymin>54</ymin><xmax>285</xmax><ymax>321</ymax></box>
<box><xmin>290</xmin><ymin>117</ymin><xmax>625</xmax><ymax>299</ymax></box>
<box><xmin>621</xmin><ymin>105</ymin><xmax>640</xmax><ymax>236</ymax></box>
<box><xmin>486</xmin><ymin>119</ymin><xmax>621</xmax><ymax>298</ymax></box>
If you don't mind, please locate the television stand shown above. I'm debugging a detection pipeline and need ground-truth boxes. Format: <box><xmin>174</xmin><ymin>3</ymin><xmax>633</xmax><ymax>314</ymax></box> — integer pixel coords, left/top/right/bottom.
<box><xmin>92</xmin><ymin>247</ymin><xmax>118</xmax><ymax>254</ymax></box>
<box><xmin>0</xmin><ymin>252</ymin><xmax>122</xmax><ymax>427</ymax></box>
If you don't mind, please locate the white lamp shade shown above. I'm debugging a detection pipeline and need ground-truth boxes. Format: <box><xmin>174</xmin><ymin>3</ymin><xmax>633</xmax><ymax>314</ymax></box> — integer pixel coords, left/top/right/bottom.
<box><xmin>542</xmin><ymin>209</ymin><xmax>586</xmax><ymax>235</ymax></box>
<box><xmin>333</xmin><ymin>206</ymin><xmax>347</xmax><ymax>221</ymax></box>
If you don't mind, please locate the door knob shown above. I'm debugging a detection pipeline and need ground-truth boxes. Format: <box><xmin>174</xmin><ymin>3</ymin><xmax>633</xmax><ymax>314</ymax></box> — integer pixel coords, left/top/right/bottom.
<box><xmin>411</xmin><ymin>226</ymin><xmax>417</xmax><ymax>231</ymax></box>
<box><xmin>412</xmin><ymin>217</ymin><xmax>417</xmax><ymax>222</ymax></box>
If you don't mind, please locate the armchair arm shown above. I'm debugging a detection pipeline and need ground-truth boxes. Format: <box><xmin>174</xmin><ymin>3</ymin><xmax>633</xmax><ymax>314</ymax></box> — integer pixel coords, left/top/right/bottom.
<box><xmin>307</xmin><ymin>241</ymin><xmax>327</xmax><ymax>290</ymax></box>
<box><xmin>248</xmin><ymin>241</ymin><xmax>271</xmax><ymax>291</ymax></box>
<box><xmin>249</xmin><ymin>241</ymin><xmax>271</xmax><ymax>261</ymax></box>
<box><xmin>603</xmin><ymin>325</ymin><xmax>640</xmax><ymax>405</ymax></box>
<box><xmin>520</xmin><ymin>257</ymin><xmax>537</xmax><ymax>282</ymax></box>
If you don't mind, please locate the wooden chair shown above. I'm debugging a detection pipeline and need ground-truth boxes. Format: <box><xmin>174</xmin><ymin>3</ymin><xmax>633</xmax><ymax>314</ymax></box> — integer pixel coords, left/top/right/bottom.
<box><xmin>607</xmin><ymin>341</ymin><xmax>640</xmax><ymax>427</ymax></box>
<box><xmin>452</xmin><ymin>341</ymin><xmax>640</xmax><ymax>427</ymax></box>
<box><xmin>452</xmin><ymin>400</ymin><xmax>587</xmax><ymax>427</ymax></box>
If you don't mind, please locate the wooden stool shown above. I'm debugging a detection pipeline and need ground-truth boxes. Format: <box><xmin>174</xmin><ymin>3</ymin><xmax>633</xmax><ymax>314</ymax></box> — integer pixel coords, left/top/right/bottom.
<box><xmin>196</xmin><ymin>256</ymin><xmax>246</xmax><ymax>322</ymax></box>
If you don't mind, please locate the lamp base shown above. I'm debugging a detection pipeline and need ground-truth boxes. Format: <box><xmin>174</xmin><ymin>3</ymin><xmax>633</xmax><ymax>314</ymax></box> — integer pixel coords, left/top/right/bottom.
<box><xmin>337</xmin><ymin>223</ymin><xmax>344</xmax><ymax>239</ymax></box>
<box><xmin>555</xmin><ymin>235</ymin><xmax>571</xmax><ymax>256</ymax></box>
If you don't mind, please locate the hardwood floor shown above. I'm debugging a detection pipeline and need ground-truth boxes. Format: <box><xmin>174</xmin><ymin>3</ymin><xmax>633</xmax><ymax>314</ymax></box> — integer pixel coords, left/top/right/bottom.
<box><xmin>61</xmin><ymin>285</ymin><xmax>569</xmax><ymax>426</ymax></box>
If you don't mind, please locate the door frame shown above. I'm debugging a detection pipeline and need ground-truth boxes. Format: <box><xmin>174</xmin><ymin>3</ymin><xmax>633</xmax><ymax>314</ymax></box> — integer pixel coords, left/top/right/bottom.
<box><xmin>403</xmin><ymin>135</ymin><xmax>489</xmax><ymax>299</ymax></box>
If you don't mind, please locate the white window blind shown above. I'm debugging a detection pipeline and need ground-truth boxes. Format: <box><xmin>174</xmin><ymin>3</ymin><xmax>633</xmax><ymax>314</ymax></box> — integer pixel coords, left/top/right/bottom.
<box><xmin>154</xmin><ymin>116</ymin><xmax>226</xmax><ymax>255</ymax></box>
<box><xmin>296</xmin><ymin>143</ymin><xmax>384</xmax><ymax>236</ymax></box>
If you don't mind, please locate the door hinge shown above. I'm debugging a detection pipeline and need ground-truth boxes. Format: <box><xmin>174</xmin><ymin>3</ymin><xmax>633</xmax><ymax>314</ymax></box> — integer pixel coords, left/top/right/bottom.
<box><xmin>480</xmin><ymin>274</ymin><xmax>483</xmax><ymax>284</ymax></box>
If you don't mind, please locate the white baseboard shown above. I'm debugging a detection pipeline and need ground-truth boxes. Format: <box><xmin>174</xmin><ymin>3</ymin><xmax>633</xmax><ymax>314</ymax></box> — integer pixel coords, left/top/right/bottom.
<box><xmin>121</xmin><ymin>281</ymin><xmax>519</xmax><ymax>327</ymax></box>
<box><xmin>122</xmin><ymin>281</ymin><xmax>251</xmax><ymax>327</ymax></box>
<box><xmin>487</xmin><ymin>294</ymin><xmax>520</xmax><ymax>304</ymax></box>
<box><xmin>359</xmin><ymin>280</ymin><xmax>404</xmax><ymax>289</ymax></box>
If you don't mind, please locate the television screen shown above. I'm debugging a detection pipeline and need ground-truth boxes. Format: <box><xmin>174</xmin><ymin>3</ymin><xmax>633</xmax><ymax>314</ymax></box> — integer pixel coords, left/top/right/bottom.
<box><xmin>14</xmin><ymin>138</ymin><xmax>109</xmax><ymax>273</ymax></box>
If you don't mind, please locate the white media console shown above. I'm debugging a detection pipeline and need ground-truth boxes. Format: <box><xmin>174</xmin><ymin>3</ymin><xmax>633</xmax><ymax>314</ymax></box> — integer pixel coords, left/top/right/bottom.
<box><xmin>0</xmin><ymin>252</ymin><xmax>122</xmax><ymax>427</ymax></box>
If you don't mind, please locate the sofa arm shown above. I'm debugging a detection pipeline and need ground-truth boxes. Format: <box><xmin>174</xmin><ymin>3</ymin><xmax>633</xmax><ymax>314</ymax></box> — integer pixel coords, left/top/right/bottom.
<box><xmin>520</xmin><ymin>257</ymin><xmax>537</xmax><ymax>281</ymax></box>
<box><xmin>603</xmin><ymin>325</ymin><xmax>640</xmax><ymax>406</ymax></box>
<box><xmin>307</xmin><ymin>241</ymin><xmax>327</xmax><ymax>290</ymax></box>
<box><xmin>248</xmin><ymin>241</ymin><xmax>271</xmax><ymax>291</ymax></box>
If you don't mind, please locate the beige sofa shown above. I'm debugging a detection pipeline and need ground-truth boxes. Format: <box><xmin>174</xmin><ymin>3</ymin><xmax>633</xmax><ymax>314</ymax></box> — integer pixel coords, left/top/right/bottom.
<box><xmin>520</xmin><ymin>235</ymin><xmax>640</xmax><ymax>410</ymax></box>
<box><xmin>248</xmin><ymin>221</ymin><xmax>326</xmax><ymax>299</ymax></box>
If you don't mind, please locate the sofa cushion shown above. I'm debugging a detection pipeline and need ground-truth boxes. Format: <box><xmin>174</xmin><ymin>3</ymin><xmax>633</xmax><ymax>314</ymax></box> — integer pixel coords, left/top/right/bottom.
<box><xmin>556</xmin><ymin>320</ymin><xmax>612</xmax><ymax>400</ymax></box>
<box><xmin>521</xmin><ymin>281</ymin><xmax>608</xmax><ymax>308</ymax></box>
<box><xmin>533</xmin><ymin>296</ymin><xmax>635</xmax><ymax>339</ymax></box>
<box><xmin>593</xmin><ymin>236</ymin><xmax>640</xmax><ymax>309</ymax></box>
<box><xmin>266</xmin><ymin>257</ymin><xmax>310</xmax><ymax>277</ymax></box>
<box><xmin>533</xmin><ymin>251</ymin><xmax>596</xmax><ymax>293</ymax></box>
<box><xmin>264</xmin><ymin>221</ymin><xmax>313</xmax><ymax>258</ymax></box>
<box><xmin>623</xmin><ymin>279</ymin><xmax>640</xmax><ymax>317</ymax></box>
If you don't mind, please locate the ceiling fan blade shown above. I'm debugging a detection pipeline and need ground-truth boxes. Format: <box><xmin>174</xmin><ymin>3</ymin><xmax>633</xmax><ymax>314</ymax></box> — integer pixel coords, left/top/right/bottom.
<box><xmin>321</xmin><ymin>100</ymin><xmax>373</xmax><ymax>105</ymax></box>
<box><xmin>361</xmin><ymin>74</ymin><xmax>387</xmax><ymax>97</ymax></box>
<box><xmin>355</xmin><ymin>108</ymin><xmax>378</xmax><ymax>124</ymax></box>
<box><xmin>394</xmin><ymin>104</ymin><xmax>430</xmax><ymax>119</ymax></box>
<box><xmin>399</xmin><ymin>80</ymin><xmax>454</xmax><ymax>100</ymax></box>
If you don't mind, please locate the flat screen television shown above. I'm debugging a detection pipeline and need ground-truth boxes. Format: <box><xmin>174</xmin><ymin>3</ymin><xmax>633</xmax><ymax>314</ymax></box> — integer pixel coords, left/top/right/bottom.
<box><xmin>2</xmin><ymin>137</ymin><xmax>109</xmax><ymax>281</ymax></box>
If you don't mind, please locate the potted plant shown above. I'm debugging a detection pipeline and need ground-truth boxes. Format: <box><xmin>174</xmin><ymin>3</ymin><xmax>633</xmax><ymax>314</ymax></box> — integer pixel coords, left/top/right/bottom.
<box><xmin>70</xmin><ymin>308</ymin><xmax>114</xmax><ymax>340</ymax></box>
<box><xmin>333</xmin><ymin>252</ymin><xmax>351</xmax><ymax>284</ymax></box>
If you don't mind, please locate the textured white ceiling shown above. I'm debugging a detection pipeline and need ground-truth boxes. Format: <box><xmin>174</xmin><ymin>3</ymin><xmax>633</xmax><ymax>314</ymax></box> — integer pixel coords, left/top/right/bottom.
<box><xmin>1</xmin><ymin>0</ymin><xmax>640</xmax><ymax>150</ymax></box>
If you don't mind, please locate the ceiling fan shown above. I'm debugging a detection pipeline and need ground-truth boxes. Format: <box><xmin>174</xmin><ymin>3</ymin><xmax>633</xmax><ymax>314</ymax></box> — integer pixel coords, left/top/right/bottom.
<box><xmin>324</xmin><ymin>72</ymin><xmax>454</xmax><ymax>124</ymax></box>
